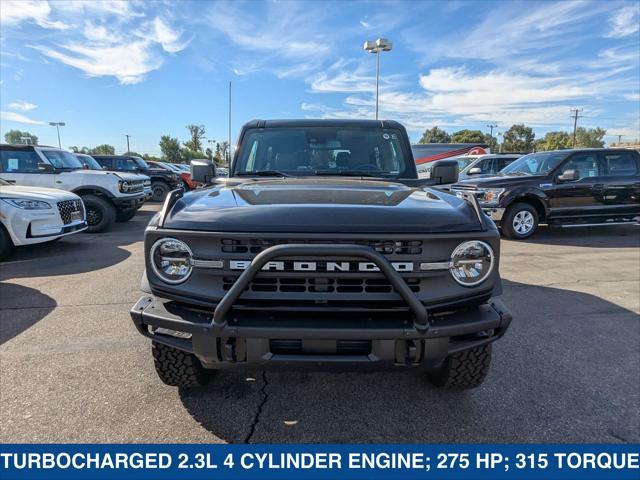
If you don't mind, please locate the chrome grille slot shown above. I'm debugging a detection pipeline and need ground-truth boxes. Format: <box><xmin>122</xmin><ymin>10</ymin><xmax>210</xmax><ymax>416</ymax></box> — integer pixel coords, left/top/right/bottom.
<box><xmin>221</xmin><ymin>238</ymin><xmax>422</xmax><ymax>255</ymax></box>
<box><xmin>57</xmin><ymin>199</ymin><xmax>84</xmax><ymax>225</ymax></box>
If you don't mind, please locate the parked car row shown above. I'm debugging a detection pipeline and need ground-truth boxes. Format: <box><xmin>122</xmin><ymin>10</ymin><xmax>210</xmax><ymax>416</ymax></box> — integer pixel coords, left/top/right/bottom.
<box><xmin>0</xmin><ymin>144</ymin><xmax>192</xmax><ymax>260</ymax></box>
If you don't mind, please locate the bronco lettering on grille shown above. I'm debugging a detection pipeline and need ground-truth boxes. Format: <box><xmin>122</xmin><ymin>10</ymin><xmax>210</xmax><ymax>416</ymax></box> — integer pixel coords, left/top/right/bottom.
<box><xmin>229</xmin><ymin>260</ymin><xmax>414</xmax><ymax>272</ymax></box>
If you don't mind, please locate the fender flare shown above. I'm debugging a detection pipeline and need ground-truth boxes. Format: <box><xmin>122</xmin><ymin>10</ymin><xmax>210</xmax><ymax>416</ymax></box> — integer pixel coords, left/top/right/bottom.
<box><xmin>71</xmin><ymin>185</ymin><xmax>116</xmax><ymax>199</ymax></box>
<box><xmin>502</xmin><ymin>187</ymin><xmax>550</xmax><ymax>218</ymax></box>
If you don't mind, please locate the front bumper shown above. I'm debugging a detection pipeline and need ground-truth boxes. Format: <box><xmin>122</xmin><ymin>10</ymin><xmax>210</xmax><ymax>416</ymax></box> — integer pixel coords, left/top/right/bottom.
<box><xmin>130</xmin><ymin>295</ymin><xmax>512</xmax><ymax>370</ymax></box>
<box><xmin>112</xmin><ymin>192</ymin><xmax>146</xmax><ymax>211</ymax></box>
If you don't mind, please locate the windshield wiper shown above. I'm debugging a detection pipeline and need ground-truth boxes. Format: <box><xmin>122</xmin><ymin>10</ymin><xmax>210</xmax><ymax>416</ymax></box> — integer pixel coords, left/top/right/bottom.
<box><xmin>236</xmin><ymin>170</ymin><xmax>291</xmax><ymax>177</ymax></box>
<box><xmin>313</xmin><ymin>170</ymin><xmax>388</xmax><ymax>178</ymax></box>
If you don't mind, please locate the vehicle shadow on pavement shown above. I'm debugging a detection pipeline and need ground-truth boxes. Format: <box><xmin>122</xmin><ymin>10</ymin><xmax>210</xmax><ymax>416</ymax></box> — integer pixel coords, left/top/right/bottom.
<box><xmin>0</xmin><ymin>208</ymin><xmax>156</xmax><ymax>281</ymax></box>
<box><xmin>518</xmin><ymin>225</ymin><xmax>639</xmax><ymax>248</ymax></box>
<box><xmin>0</xmin><ymin>283</ymin><xmax>56</xmax><ymax>345</ymax></box>
<box><xmin>177</xmin><ymin>280</ymin><xmax>639</xmax><ymax>443</ymax></box>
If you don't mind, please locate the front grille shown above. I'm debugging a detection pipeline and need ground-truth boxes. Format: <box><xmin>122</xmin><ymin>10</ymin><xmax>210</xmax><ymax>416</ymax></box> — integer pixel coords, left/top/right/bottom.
<box><xmin>223</xmin><ymin>276</ymin><xmax>421</xmax><ymax>294</ymax></box>
<box><xmin>57</xmin><ymin>199</ymin><xmax>84</xmax><ymax>225</ymax></box>
<box><xmin>221</xmin><ymin>238</ymin><xmax>423</xmax><ymax>255</ymax></box>
<box><xmin>127</xmin><ymin>180</ymin><xmax>144</xmax><ymax>193</ymax></box>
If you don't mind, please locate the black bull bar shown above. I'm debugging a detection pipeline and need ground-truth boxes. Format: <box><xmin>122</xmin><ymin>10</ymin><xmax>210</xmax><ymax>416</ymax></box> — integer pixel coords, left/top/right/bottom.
<box><xmin>211</xmin><ymin>243</ymin><xmax>429</xmax><ymax>332</ymax></box>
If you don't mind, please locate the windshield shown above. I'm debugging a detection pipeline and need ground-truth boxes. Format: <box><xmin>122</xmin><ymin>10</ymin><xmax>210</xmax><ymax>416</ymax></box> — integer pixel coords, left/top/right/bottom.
<box><xmin>41</xmin><ymin>149</ymin><xmax>84</xmax><ymax>170</ymax></box>
<box><xmin>132</xmin><ymin>157</ymin><xmax>149</xmax><ymax>169</ymax></box>
<box><xmin>457</xmin><ymin>156</ymin><xmax>479</xmax><ymax>171</ymax></box>
<box><xmin>75</xmin><ymin>154</ymin><xmax>103</xmax><ymax>170</ymax></box>
<box><xmin>235</xmin><ymin>127</ymin><xmax>409</xmax><ymax>177</ymax></box>
<box><xmin>501</xmin><ymin>151</ymin><xmax>568</xmax><ymax>175</ymax></box>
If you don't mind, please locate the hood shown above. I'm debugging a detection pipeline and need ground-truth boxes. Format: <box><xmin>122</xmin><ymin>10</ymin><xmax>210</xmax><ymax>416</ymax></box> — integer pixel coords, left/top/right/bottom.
<box><xmin>162</xmin><ymin>178</ymin><xmax>483</xmax><ymax>233</ymax></box>
<box><xmin>0</xmin><ymin>184</ymin><xmax>78</xmax><ymax>201</ymax></box>
<box><xmin>453</xmin><ymin>174</ymin><xmax>543</xmax><ymax>189</ymax></box>
<box><xmin>68</xmin><ymin>169</ymin><xmax>125</xmax><ymax>180</ymax></box>
<box><xmin>106</xmin><ymin>171</ymin><xmax>149</xmax><ymax>181</ymax></box>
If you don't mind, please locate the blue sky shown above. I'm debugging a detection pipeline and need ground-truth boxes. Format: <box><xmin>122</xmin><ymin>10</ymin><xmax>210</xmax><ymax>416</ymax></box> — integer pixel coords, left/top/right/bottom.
<box><xmin>1</xmin><ymin>0</ymin><xmax>638</xmax><ymax>156</ymax></box>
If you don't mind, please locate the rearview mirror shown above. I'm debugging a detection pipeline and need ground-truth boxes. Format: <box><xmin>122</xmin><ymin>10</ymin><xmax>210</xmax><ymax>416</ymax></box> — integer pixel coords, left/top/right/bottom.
<box><xmin>557</xmin><ymin>169</ymin><xmax>579</xmax><ymax>182</ymax></box>
<box><xmin>468</xmin><ymin>167</ymin><xmax>482</xmax><ymax>175</ymax></box>
<box><xmin>430</xmin><ymin>160</ymin><xmax>458</xmax><ymax>185</ymax></box>
<box><xmin>37</xmin><ymin>162</ymin><xmax>55</xmax><ymax>173</ymax></box>
<box><xmin>191</xmin><ymin>159</ymin><xmax>217</xmax><ymax>184</ymax></box>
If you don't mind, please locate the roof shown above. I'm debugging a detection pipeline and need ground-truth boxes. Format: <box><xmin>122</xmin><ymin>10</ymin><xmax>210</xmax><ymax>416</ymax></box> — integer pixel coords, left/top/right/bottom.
<box><xmin>0</xmin><ymin>144</ymin><xmax>56</xmax><ymax>150</ymax></box>
<box><xmin>242</xmin><ymin>119</ymin><xmax>405</xmax><ymax>129</ymax></box>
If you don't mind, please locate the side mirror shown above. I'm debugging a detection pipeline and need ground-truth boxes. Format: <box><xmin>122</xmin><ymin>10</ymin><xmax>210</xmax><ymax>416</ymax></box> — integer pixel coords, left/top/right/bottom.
<box><xmin>38</xmin><ymin>162</ymin><xmax>55</xmax><ymax>173</ymax></box>
<box><xmin>557</xmin><ymin>169</ymin><xmax>579</xmax><ymax>182</ymax></box>
<box><xmin>431</xmin><ymin>160</ymin><xmax>459</xmax><ymax>185</ymax></box>
<box><xmin>468</xmin><ymin>167</ymin><xmax>482</xmax><ymax>175</ymax></box>
<box><xmin>191</xmin><ymin>159</ymin><xmax>217</xmax><ymax>184</ymax></box>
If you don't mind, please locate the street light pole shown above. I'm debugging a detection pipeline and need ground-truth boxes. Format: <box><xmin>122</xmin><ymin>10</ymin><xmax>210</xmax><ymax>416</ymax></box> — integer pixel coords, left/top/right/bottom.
<box><xmin>49</xmin><ymin>122</ymin><xmax>65</xmax><ymax>148</ymax></box>
<box><xmin>364</xmin><ymin>38</ymin><xmax>392</xmax><ymax>120</ymax></box>
<box><xmin>125</xmin><ymin>134</ymin><xmax>131</xmax><ymax>154</ymax></box>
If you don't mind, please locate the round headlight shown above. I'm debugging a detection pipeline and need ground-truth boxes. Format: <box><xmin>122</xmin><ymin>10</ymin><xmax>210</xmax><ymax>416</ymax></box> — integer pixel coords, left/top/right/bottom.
<box><xmin>450</xmin><ymin>240</ymin><xmax>494</xmax><ymax>287</ymax></box>
<box><xmin>150</xmin><ymin>238</ymin><xmax>193</xmax><ymax>284</ymax></box>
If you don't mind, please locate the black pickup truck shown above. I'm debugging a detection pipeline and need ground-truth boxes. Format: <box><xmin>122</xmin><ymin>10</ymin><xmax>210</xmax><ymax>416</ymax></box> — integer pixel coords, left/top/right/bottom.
<box><xmin>130</xmin><ymin>119</ymin><xmax>512</xmax><ymax>390</ymax></box>
<box><xmin>93</xmin><ymin>155</ymin><xmax>180</xmax><ymax>202</ymax></box>
<box><xmin>450</xmin><ymin>148</ymin><xmax>640</xmax><ymax>238</ymax></box>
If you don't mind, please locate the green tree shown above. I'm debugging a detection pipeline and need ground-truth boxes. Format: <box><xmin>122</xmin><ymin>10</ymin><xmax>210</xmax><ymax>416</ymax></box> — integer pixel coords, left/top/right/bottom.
<box><xmin>575</xmin><ymin>127</ymin><xmax>606</xmax><ymax>148</ymax></box>
<box><xmin>184</xmin><ymin>124</ymin><xmax>206</xmax><ymax>152</ymax></box>
<box><xmin>205</xmin><ymin>147</ymin><xmax>213</xmax><ymax>161</ymax></box>
<box><xmin>159</xmin><ymin>135</ymin><xmax>182</xmax><ymax>163</ymax></box>
<box><xmin>502</xmin><ymin>124</ymin><xmax>535</xmax><ymax>153</ymax></box>
<box><xmin>451</xmin><ymin>129</ymin><xmax>485</xmax><ymax>143</ymax></box>
<box><xmin>142</xmin><ymin>153</ymin><xmax>161</xmax><ymax>162</ymax></box>
<box><xmin>483</xmin><ymin>133</ymin><xmax>498</xmax><ymax>152</ymax></box>
<box><xmin>418</xmin><ymin>126</ymin><xmax>451</xmax><ymax>144</ymax></box>
<box><xmin>4</xmin><ymin>129</ymin><xmax>38</xmax><ymax>145</ymax></box>
<box><xmin>180</xmin><ymin>147</ymin><xmax>203</xmax><ymax>163</ymax></box>
<box><xmin>219</xmin><ymin>141</ymin><xmax>230</xmax><ymax>165</ymax></box>
<box><xmin>89</xmin><ymin>144</ymin><xmax>116</xmax><ymax>155</ymax></box>
<box><xmin>213</xmin><ymin>143</ymin><xmax>223</xmax><ymax>164</ymax></box>
<box><xmin>536</xmin><ymin>131</ymin><xmax>572</xmax><ymax>151</ymax></box>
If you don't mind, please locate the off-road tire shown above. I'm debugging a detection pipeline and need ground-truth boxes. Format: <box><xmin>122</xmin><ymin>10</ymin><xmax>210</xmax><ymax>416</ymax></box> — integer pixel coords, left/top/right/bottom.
<box><xmin>427</xmin><ymin>344</ymin><xmax>492</xmax><ymax>389</ymax></box>
<box><xmin>81</xmin><ymin>194</ymin><xmax>116</xmax><ymax>233</ymax></box>
<box><xmin>151</xmin><ymin>181</ymin><xmax>170</xmax><ymax>202</ymax></box>
<box><xmin>0</xmin><ymin>224</ymin><xmax>14</xmax><ymax>261</ymax></box>
<box><xmin>152</xmin><ymin>341</ymin><xmax>211</xmax><ymax>387</ymax></box>
<box><xmin>501</xmin><ymin>202</ymin><xmax>539</xmax><ymax>239</ymax></box>
<box><xmin>115</xmin><ymin>208</ymin><xmax>137</xmax><ymax>222</ymax></box>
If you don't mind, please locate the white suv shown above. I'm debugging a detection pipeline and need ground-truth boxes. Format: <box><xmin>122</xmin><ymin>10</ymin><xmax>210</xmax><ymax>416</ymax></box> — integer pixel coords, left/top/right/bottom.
<box><xmin>0</xmin><ymin>178</ymin><xmax>87</xmax><ymax>259</ymax></box>
<box><xmin>0</xmin><ymin>145</ymin><xmax>146</xmax><ymax>232</ymax></box>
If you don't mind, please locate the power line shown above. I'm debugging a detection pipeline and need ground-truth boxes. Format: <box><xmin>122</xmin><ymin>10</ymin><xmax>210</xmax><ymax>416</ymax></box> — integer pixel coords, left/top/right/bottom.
<box><xmin>569</xmin><ymin>108</ymin><xmax>583</xmax><ymax>147</ymax></box>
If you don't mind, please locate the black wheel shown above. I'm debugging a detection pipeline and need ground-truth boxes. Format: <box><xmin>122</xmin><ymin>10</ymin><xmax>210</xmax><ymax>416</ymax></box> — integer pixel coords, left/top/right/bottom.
<box><xmin>151</xmin><ymin>181</ymin><xmax>170</xmax><ymax>202</ymax></box>
<box><xmin>152</xmin><ymin>342</ymin><xmax>211</xmax><ymax>387</ymax></box>
<box><xmin>427</xmin><ymin>344</ymin><xmax>492</xmax><ymax>389</ymax></box>
<box><xmin>115</xmin><ymin>208</ymin><xmax>137</xmax><ymax>222</ymax></box>
<box><xmin>501</xmin><ymin>202</ymin><xmax>539</xmax><ymax>239</ymax></box>
<box><xmin>81</xmin><ymin>194</ymin><xmax>116</xmax><ymax>233</ymax></box>
<box><xmin>0</xmin><ymin>224</ymin><xmax>14</xmax><ymax>261</ymax></box>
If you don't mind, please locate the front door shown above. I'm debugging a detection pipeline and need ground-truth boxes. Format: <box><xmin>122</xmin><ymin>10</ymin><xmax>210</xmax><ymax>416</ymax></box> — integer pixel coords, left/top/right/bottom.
<box><xmin>0</xmin><ymin>149</ymin><xmax>55</xmax><ymax>188</ymax></box>
<box><xmin>547</xmin><ymin>152</ymin><xmax>602</xmax><ymax>219</ymax></box>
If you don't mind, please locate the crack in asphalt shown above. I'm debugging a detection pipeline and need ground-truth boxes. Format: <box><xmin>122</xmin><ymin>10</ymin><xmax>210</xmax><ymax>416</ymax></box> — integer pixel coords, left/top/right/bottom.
<box><xmin>244</xmin><ymin>371</ymin><xmax>269</xmax><ymax>444</ymax></box>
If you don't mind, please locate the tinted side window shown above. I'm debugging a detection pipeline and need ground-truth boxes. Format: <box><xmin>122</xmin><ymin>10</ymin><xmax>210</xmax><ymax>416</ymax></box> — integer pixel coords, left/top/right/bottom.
<box><xmin>0</xmin><ymin>150</ymin><xmax>43</xmax><ymax>173</ymax></box>
<box><xmin>478</xmin><ymin>158</ymin><xmax>495</xmax><ymax>174</ymax></box>
<box><xmin>602</xmin><ymin>152</ymin><xmax>638</xmax><ymax>176</ymax></box>
<box><xmin>95</xmin><ymin>157</ymin><xmax>112</xmax><ymax>168</ymax></box>
<box><xmin>561</xmin><ymin>154</ymin><xmax>600</xmax><ymax>180</ymax></box>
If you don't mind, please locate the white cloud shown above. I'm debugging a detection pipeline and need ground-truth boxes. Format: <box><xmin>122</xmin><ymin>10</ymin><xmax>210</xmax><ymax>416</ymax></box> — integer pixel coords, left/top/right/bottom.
<box><xmin>624</xmin><ymin>93</ymin><xmax>640</xmax><ymax>101</ymax></box>
<box><xmin>8</xmin><ymin>102</ymin><xmax>37</xmax><ymax>112</ymax></box>
<box><xmin>32</xmin><ymin>40</ymin><xmax>164</xmax><ymax>85</ymax></box>
<box><xmin>0</xmin><ymin>110</ymin><xmax>45</xmax><ymax>125</ymax></box>
<box><xmin>145</xmin><ymin>17</ymin><xmax>191</xmax><ymax>53</ymax></box>
<box><xmin>205</xmin><ymin>1</ymin><xmax>332</xmax><ymax>78</ymax></box>
<box><xmin>0</xmin><ymin>0</ymin><xmax>69</xmax><ymax>30</ymax></box>
<box><xmin>604</xmin><ymin>5</ymin><xmax>639</xmax><ymax>38</ymax></box>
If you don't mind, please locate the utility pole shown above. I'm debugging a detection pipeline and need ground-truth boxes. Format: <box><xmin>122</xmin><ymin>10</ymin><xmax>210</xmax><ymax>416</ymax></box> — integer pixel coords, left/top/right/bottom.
<box><xmin>228</xmin><ymin>81</ymin><xmax>232</xmax><ymax>166</ymax></box>
<box><xmin>570</xmin><ymin>108</ymin><xmax>583</xmax><ymax>147</ymax></box>
<box><xmin>486</xmin><ymin>123</ymin><xmax>498</xmax><ymax>151</ymax></box>
<box><xmin>616</xmin><ymin>134</ymin><xmax>623</xmax><ymax>145</ymax></box>
<box><xmin>49</xmin><ymin>122</ymin><xmax>65</xmax><ymax>148</ymax></box>
<box><xmin>125</xmin><ymin>134</ymin><xmax>131</xmax><ymax>154</ymax></box>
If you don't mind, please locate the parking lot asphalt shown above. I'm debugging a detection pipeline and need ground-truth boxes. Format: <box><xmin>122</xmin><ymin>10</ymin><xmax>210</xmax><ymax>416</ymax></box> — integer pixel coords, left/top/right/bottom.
<box><xmin>1</xmin><ymin>203</ymin><xmax>639</xmax><ymax>443</ymax></box>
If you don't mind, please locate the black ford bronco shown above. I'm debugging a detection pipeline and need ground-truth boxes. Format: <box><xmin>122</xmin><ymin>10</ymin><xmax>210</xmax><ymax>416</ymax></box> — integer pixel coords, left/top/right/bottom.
<box><xmin>130</xmin><ymin>120</ymin><xmax>512</xmax><ymax>389</ymax></box>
